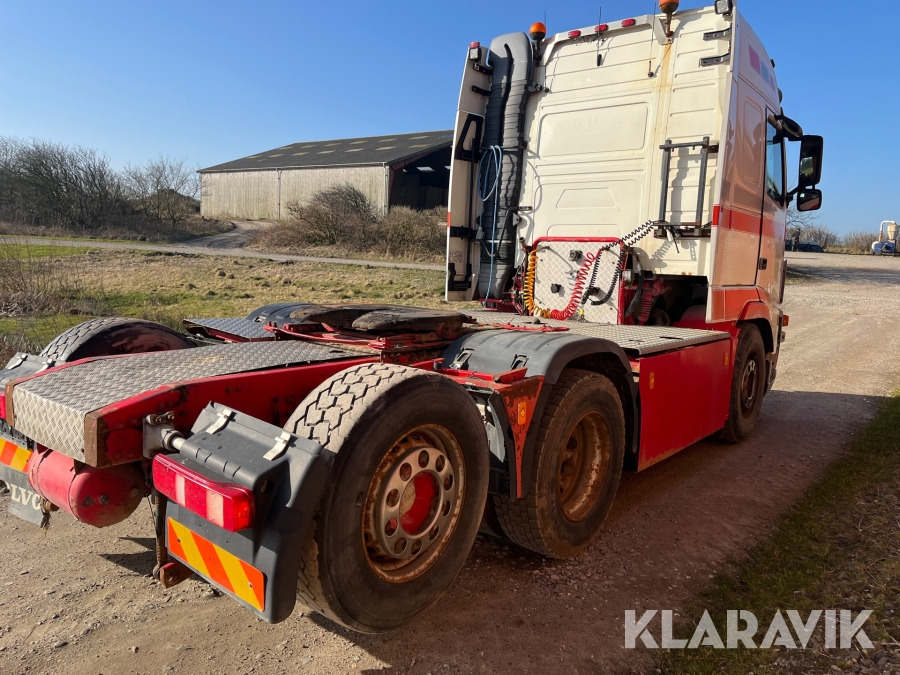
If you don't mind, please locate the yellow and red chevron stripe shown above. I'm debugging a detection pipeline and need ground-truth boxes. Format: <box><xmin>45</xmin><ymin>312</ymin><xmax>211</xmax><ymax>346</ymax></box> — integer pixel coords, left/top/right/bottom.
<box><xmin>167</xmin><ymin>518</ymin><xmax>265</xmax><ymax>611</ymax></box>
<box><xmin>0</xmin><ymin>439</ymin><xmax>31</xmax><ymax>473</ymax></box>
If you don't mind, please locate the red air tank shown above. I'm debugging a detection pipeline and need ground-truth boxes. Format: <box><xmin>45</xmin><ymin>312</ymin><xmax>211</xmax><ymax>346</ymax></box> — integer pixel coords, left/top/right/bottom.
<box><xmin>28</xmin><ymin>447</ymin><xmax>146</xmax><ymax>527</ymax></box>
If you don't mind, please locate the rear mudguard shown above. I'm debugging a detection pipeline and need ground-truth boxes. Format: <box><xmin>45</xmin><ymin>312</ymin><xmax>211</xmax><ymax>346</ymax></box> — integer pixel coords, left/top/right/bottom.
<box><xmin>158</xmin><ymin>403</ymin><xmax>331</xmax><ymax>623</ymax></box>
<box><xmin>441</xmin><ymin>329</ymin><xmax>639</xmax><ymax>498</ymax></box>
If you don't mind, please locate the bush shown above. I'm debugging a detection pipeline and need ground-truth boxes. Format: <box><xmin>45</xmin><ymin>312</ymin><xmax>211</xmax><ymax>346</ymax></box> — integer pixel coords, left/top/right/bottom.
<box><xmin>253</xmin><ymin>185</ymin><xmax>447</xmax><ymax>261</ymax></box>
<box><xmin>376</xmin><ymin>206</ymin><xmax>446</xmax><ymax>258</ymax></box>
<box><xmin>841</xmin><ymin>231</ymin><xmax>878</xmax><ymax>254</ymax></box>
<box><xmin>285</xmin><ymin>184</ymin><xmax>378</xmax><ymax>249</ymax></box>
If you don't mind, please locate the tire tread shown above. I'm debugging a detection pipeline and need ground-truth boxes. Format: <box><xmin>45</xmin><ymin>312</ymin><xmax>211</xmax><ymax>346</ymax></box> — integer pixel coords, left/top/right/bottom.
<box><xmin>493</xmin><ymin>370</ymin><xmax>624</xmax><ymax>558</ymax></box>
<box><xmin>284</xmin><ymin>363</ymin><xmax>429</xmax><ymax>625</ymax></box>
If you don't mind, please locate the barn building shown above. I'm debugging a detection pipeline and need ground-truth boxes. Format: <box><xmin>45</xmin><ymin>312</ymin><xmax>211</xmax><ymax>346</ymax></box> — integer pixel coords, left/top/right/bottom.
<box><xmin>198</xmin><ymin>130</ymin><xmax>452</xmax><ymax>220</ymax></box>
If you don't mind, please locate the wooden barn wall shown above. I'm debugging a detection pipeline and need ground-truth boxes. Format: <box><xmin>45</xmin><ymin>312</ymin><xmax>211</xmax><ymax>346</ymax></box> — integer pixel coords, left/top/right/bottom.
<box><xmin>200</xmin><ymin>166</ymin><xmax>387</xmax><ymax>220</ymax></box>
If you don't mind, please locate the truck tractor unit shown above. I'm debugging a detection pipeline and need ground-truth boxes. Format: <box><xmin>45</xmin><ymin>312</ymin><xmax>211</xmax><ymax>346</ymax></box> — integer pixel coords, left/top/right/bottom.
<box><xmin>0</xmin><ymin>0</ymin><xmax>822</xmax><ymax>633</ymax></box>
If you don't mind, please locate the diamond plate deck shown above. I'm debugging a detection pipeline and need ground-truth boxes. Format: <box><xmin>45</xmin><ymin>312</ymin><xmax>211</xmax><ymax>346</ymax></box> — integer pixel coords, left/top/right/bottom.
<box><xmin>472</xmin><ymin>311</ymin><xmax>729</xmax><ymax>355</ymax></box>
<box><xmin>12</xmin><ymin>341</ymin><xmax>359</xmax><ymax>460</ymax></box>
<box><xmin>184</xmin><ymin>317</ymin><xmax>273</xmax><ymax>340</ymax></box>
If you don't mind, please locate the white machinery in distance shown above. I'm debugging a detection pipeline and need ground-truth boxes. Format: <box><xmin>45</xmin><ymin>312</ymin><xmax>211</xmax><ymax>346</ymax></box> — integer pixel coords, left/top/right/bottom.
<box><xmin>872</xmin><ymin>221</ymin><xmax>899</xmax><ymax>255</ymax></box>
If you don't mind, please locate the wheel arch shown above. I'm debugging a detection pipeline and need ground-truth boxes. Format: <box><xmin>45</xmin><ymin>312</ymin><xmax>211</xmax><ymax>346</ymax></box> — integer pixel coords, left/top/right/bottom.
<box><xmin>440</xmin><ymin>329</ymin><xmax>638</xmax><ymax>492</ymax></box>
<box><xmin>738</xmin><ymin>302</ymin><xmax>775</xmax><ymax>355</ymax></box>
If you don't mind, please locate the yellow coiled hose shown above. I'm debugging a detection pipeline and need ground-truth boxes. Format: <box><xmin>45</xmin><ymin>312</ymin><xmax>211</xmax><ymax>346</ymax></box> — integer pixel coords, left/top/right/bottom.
<box><xmin>523</xmin><ymin>247</ymin><xmax>553</xmax><ymax>318</ymax></box>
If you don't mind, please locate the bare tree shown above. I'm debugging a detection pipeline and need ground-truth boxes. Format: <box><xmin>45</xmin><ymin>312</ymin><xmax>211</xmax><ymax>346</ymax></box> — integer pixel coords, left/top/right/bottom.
<box><xmin>786</xmin><ymin>201</ymin><xmax>838</xmax><ymax>250</ymax></box>
<box><xmin>804</xmin><ymin>224</ymin><xmax>839</xmax><ymax>250</ymax></box>
<box><xmin>5</xmin><ymin>139</ymin><xmax>124</xmax><ymax>231</ymax></box>
<box><xmin>123</xmin><ymin>156</ymin><xmax>199</xmax><ymax>224</ymax></box>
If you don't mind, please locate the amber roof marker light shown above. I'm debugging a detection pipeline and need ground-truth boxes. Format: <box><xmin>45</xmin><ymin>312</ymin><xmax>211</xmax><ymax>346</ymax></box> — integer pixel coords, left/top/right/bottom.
<box><xmin>659</xmin><ymin>0</ymin><xmax>679</xmax><ymax>37</ymax></box>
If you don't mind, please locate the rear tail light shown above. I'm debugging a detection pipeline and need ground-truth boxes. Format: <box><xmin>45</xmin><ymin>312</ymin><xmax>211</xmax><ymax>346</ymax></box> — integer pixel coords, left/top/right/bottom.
<box><xmin>153</xmin><ymin>454</ymin><xmax>254</xmax><ymax>532</ymax></box>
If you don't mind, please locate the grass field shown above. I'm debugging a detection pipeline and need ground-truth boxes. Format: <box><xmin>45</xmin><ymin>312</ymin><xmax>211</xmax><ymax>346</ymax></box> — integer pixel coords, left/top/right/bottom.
<box><xmin>0</xmin><ymin>244</ymin><xmax>451</xmax><ymax>360</ymax></box>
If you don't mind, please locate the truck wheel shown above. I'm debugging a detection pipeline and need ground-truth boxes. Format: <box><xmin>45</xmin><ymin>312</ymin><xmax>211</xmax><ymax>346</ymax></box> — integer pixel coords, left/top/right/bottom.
<box><xmin>39</xmin><ymin>317</ymin><xmax>194</xmax><ymax>363</ymax></box>
<box><xmin>494</xmin><ymin>369</ymin><xmax>624</xmax><ymax>558</ymax></box>
<box><xmin>285</xmin><ymin>363</ymin><xmax>489</xmax><ymax>632</ymax></box>
<box><xmin>719</xmin><ymin>323</ymin><xmax>766</xmax><ymax>443</ymax></box>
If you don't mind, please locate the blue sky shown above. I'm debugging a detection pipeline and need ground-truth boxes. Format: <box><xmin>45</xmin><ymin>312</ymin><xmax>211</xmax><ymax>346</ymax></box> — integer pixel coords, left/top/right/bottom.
<box><xmin>1</xmin><ymin>1</ymin><xmax>895</xmax><ymax>233</ymax></box>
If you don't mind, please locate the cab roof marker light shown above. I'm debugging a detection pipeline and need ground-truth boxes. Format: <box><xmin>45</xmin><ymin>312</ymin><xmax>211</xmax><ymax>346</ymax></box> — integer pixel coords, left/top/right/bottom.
<box><xmin>568</xmin><ymin>30</ymin><xmax>581</xmax><ymax>38</ymax></box>
<box><xmin>622</xmin><ymin>18</ymin><xmax>637</xmax><ymax>27</ymax></box>
<box><xmin>152</xmin><ymin>454</ymin><xmax>255</xmax><ymax>532</ymax></box>
<box><xmin>595</xmin><ymin>24</ymin><xmax>609</xmax><ymax>33</ymax></box>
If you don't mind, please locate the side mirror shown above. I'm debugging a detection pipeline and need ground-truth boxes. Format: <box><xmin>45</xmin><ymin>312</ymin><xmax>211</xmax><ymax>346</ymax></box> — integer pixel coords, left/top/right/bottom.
<box><xmin>798</xmin><ymin>135</ymin><xmax>823</xmax><ymax>188</ymax></box>
<box><xmin>796</xmin><ymin>188</ymin><xmax>822</xmax><ymax>212</ymax></box>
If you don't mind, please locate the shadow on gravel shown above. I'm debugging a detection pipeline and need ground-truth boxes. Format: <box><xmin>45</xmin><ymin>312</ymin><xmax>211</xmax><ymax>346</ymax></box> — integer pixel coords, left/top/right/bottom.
<box><xmin>99</xmin><ymin>536</ymin><xmax>156</xmax><ymax>576</ymax></box>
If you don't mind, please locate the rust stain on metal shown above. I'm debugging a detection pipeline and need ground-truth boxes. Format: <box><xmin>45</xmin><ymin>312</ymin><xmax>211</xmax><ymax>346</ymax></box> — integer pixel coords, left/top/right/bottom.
<box><xmin>159</xmin><ymin>560</ymin><xmax>194</xmax><ymax>588</ymax></box>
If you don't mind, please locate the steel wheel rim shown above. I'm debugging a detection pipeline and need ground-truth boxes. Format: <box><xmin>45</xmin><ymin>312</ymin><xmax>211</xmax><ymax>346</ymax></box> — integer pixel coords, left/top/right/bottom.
<box><xmin>556</xmin><ymin>411</ymin><xmax>610</xmax><ymax>523</ymax></box>
<box><xmin>740</xmin><ymin>359</ymin><xmax>759</xmax><ymax>414</ymax></box>
<box><xmin>361</xmin><ymin>425</ymin><xmax>464</xmax><ymax>583</ymax></box>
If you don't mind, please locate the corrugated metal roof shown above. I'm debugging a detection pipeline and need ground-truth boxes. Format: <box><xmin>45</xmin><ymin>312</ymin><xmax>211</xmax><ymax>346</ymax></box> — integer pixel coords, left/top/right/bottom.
<box><xmin>199</xmin><ymin>130</ymin><xmax>453</xmax><ymax>173</ymax></box>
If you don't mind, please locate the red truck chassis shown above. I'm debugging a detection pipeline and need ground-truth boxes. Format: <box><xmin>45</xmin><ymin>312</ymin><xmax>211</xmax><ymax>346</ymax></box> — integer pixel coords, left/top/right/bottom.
<box><xmin>0</xmin><ymin>302</ymin><xmax>741</xmax><ymax>631</ymax></box>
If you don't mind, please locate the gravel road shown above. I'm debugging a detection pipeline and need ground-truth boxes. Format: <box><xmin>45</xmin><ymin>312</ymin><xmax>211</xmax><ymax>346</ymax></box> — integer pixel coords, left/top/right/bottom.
<box><xmin>1</xmin><ymin>251</ymin><xmax>899</xmax><ymax>674</ymax></box>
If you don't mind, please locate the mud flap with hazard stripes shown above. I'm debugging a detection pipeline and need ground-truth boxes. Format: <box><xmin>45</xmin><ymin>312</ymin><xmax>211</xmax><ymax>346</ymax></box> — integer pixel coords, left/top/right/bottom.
<box><xmin>161</xmin><ymin>403</ymin><xmax>331</xmax><ymax>623</ymax></box>
<box><xmin>167</xmin><ymin>518</ymin><xmax>266</xmax><ymax>611</ymax></box>
<box><xmin>0</xmin><ymin>438</ymin><xmax>41</xmax><ymax>526</ymax></box>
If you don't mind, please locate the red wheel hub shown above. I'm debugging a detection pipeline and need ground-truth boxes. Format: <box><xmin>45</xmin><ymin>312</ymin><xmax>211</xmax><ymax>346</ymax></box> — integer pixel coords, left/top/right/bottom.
<box><xmin>400</xmin><ymin>472</ymin><xmax>439</xmax><ymax>534</ymax></box>
<box><xmin>362</xmin><ymin>428</ymin><xmax>463</xmax><ymax>581</ymax></box>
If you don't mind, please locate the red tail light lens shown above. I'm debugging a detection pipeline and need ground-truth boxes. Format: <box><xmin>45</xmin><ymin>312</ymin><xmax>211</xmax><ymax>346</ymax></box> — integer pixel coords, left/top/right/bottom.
<box><xmin>153</xmin><ymin>454</ymin><xmax>254</xmax><ymax>532</ymax></box>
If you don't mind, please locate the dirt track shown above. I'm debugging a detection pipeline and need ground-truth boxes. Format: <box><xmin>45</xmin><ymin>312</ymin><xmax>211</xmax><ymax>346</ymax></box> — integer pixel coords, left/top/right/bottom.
<box><xmin>2</xmin><ymin>251</ymin><xmax>900</xmax><ymax>674</ymax></box>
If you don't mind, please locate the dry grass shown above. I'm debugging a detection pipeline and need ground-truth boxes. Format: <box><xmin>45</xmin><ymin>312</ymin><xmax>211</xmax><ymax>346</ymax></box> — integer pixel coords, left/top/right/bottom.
<box><xmin>0</xmin><ymin>245</ymin><xmax>454</xmax><ymax>363</ymax></box>
<box><xmin>0</xmin><ymin>215</ymin><xmax>231</xmax><ymax>244</ymax></box>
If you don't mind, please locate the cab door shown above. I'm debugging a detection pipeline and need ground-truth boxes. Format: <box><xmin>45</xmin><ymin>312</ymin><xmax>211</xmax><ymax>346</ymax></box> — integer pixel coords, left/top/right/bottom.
<box><xmin>756</xmin><ymin>115</ymin><xmax>786</xmax><ymax>301</ymax></box>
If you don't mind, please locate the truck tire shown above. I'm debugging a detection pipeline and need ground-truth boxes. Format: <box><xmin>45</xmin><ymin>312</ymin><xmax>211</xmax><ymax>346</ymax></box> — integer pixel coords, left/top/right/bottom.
<box><xmin>719</xmin><ymin>323</ymin><xmax>766</xmax><ymax>443</ymax></box>
<box><xmin>39</xmin><ymin>317</ymin><xmax>194</xmax><ymax>363</ymax></box>
<box><xmin>284</xmin><ymin>363</ymin><xmax>489</xmax><ymax>632</ymax></box>
<box><xmin>494</xmin><ymin>369</ymin><xmax>625</xmax><ymax>558</ymax></box>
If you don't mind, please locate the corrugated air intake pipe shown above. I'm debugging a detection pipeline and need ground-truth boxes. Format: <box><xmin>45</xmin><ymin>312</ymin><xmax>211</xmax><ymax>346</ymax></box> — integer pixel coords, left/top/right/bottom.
<box><xmin>477</xmin><ymin>32</ymin><xmax>534</xmax><ymax>301</ymax></box>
